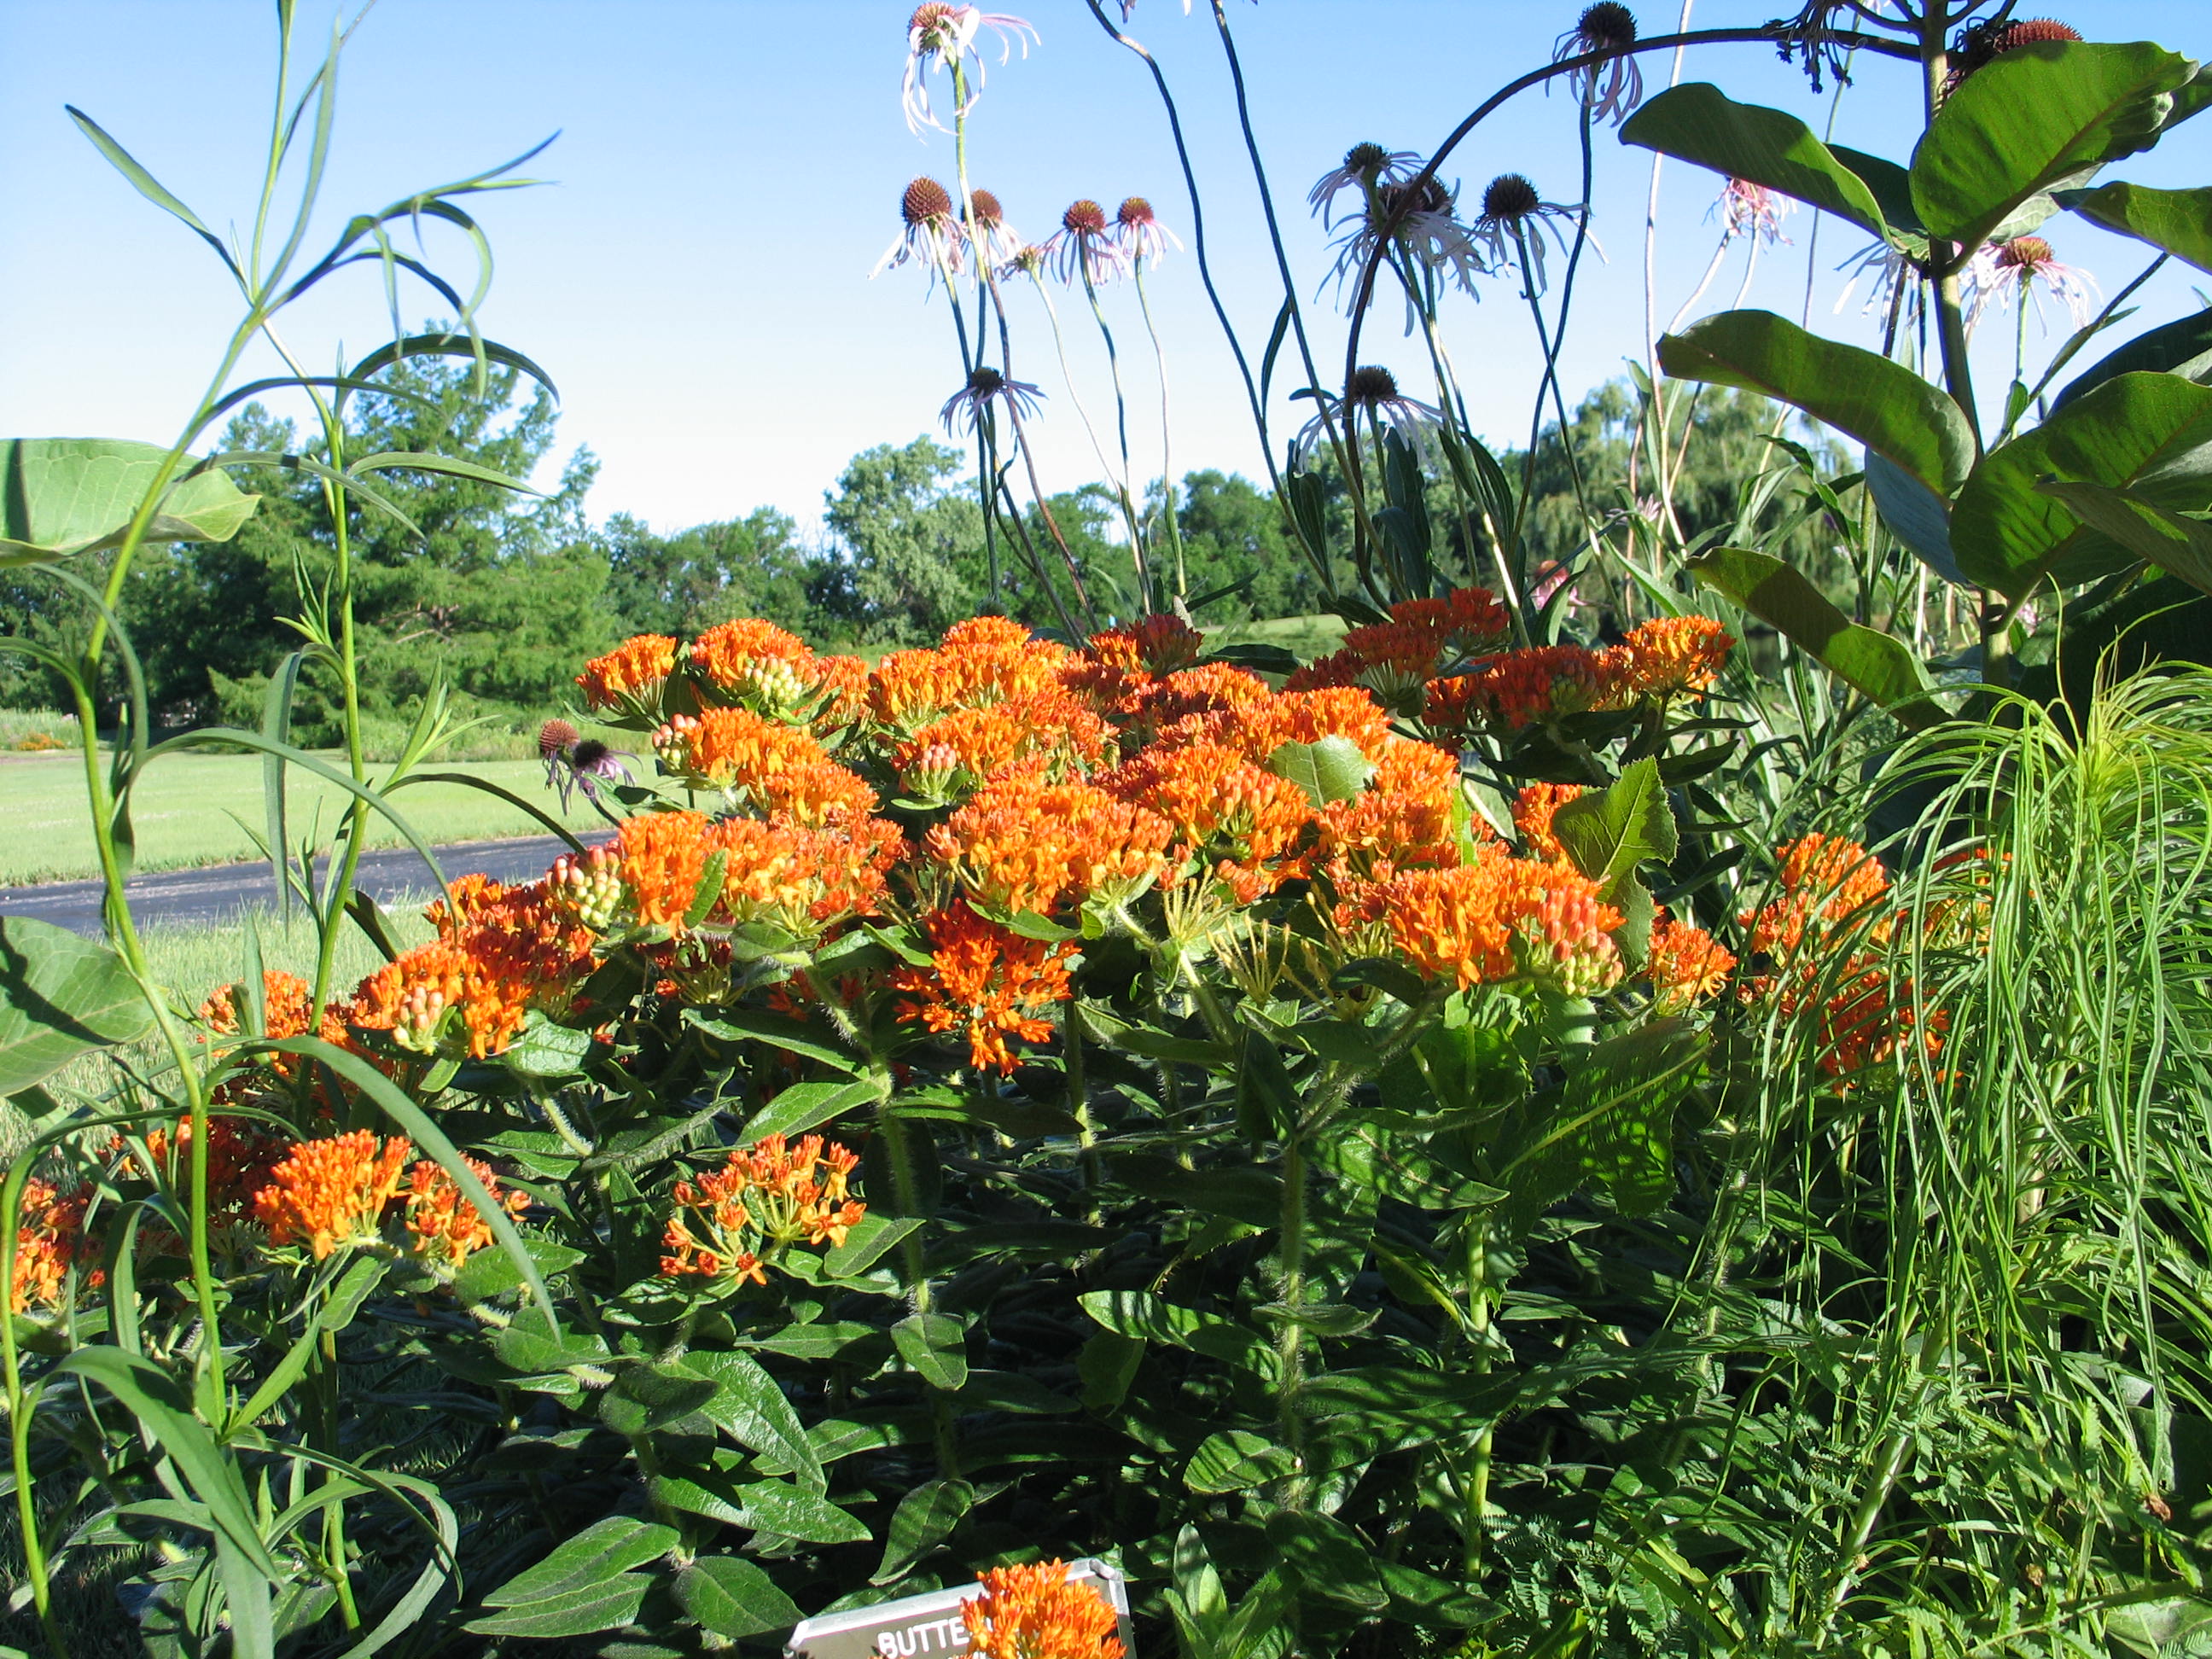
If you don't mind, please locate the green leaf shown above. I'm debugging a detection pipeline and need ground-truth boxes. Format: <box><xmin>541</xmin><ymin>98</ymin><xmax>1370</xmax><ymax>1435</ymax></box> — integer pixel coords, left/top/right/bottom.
<box><xmin>601</xmin><ymin>1361</ymin><xmax>721</xmax><ymax>1437</ymax></box>
<box><xmin>1186</xmin><ymin>1430</ymin><xmax>1295</xmax><ymax>1493</ymax></box>
<box><xmin>464</xmin><ymin>1577</ymin><xmax>651</xmax><ymax>1637</ymax></box>
<box><xmin>0</xmin><ymin>439</ymin><xmax>258</xmax><ymax>564</ymax></box>
<box><xmin>1621</xmin><ymin>84</ymin><xmax>1889</xmax><ymax>237</ymax></box>
<box><xmin>1686</xmin><ymin>547</ymin><xmax>1947</xmax><ymax>729</ymax></box>
<box><xmin>1912</xmin><ymin>42</ymin><xmax>2193</xmax><ymax>253</ymax></box>
<box><xmin>684</xmin><ymin>1349</ymin><xmax>825</xmax><ymax>1490</ymax></box>
<box><xmin>1237</xmin><ymin>1027</ymin><xmax>1298</xmax><ymax>1138</ymax></box>
<box><xmin>824</xmin><ymin>1212</ymin><xmax>924</xmax><ymax>1278</ymax></box>
<box><xmin>2060</xmin><ymin>182</ymin><xmax>2212</xmax><ymax>276</ymax></box>
<box><xmin>674</xmin><ymin>1557</ymin><xmax>802</xmax><ymax>1639</ymax></box>
<box><xmin>449</xmin><ymin>1238</ymin><xmax>585</xmax><ymax>1307</ymax></box>
<box><xmin>1078</xmin><ymin>1329</ymin><xmax>1145</xmax><ymax>1410</ymax></box>
<box><xmin>1499</xmin><ymin>1020</ymin><xmax>1707</xmax><ymax>1230</ymax></box>
<box><xmin>739</xmin><ymin>1075</ymin><xmax>885</xmax><ymax>1144</ymax></box>
<box><xmin>502</xmin><ymin>1015</ymin><xmax>595</xmax><ymax>1080</ymax></box>
<box><xmin>687</xmin><ymin>1008</ymin><xmax>862</xmax><ymax>1074</ymax></box>
<box><xmin>1953</xmin><ymin>373</ymin><xmax>2212</xmax><ymax>597</ymax></box>
<box><xmin>1548</xmin><ymin>758</ymin><xmax>1676</xmax><ymax>895</ymax></box>
<box><xmin>893</xmin><ymin>1312</ymin><xmax>969</xmax><ymax>1389</ymax></box>
<box><xmin>1080</xmin><ymin>1290</ymin><xmax>1268</xmax><ymax>1369</ymax></box>
<box><xmin>481</xmin><ymin>1516</ymin><xmax>678</xmax><ymax>1606</ymax></box>
<box><xmin>0</xmin><ymin>916</ymin><xmax>155</xmax><ymax>1094</ymax></box>
<box><xmin>1266</xmin><ymin>735</ymin><xmax>1374</xmax><ymax>807</ymax></box>
<box><xmin>2034</xmin><ymin>479</ymin><xmax>2212</xmax><ymax>597</ymax></box>
<box><xmin>1330</xmin><ymin>956</ymin><xmax>1429</xmax><ymax>1005</ymax></box>
<box><xmin>1265</xmin><ymin>1511</ymin><xmax>1388</xmax><ymax>1611</ymax></box>
<box><xmin>1864</xmin><ymin>451</ymin><xmax>1967</xmax><ymax>585</ymax></box>
<box><xmin>345</xmin><ymin>449</ymin><xmax>544</xmax><ymax>494</ymax></box>
<box><xmin>871</xmin><ymin>1478</ymin><xmax>975</xmax><ymax>1583</ymax></box>
<box><xmin>1661</xmin><ymin>311</ymin><xmax>1974</xmax><ymax>498</ymax></box>
<box><xmin>731</xmin><ymin>1478</ymin><xmax>871</xmax><ymax>1545</ymax></box>
<box><xmin>2056</xmin><ymin>311</ymin><xmax>2212</xmax><ymax>410</ymax></box>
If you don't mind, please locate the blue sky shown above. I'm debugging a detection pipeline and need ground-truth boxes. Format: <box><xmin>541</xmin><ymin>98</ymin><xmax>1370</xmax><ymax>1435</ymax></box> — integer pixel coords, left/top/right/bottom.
<box><xmin>2</xmin><ymin>1</ymin><xmax>2205</xmax><ymax>537</ymax></box>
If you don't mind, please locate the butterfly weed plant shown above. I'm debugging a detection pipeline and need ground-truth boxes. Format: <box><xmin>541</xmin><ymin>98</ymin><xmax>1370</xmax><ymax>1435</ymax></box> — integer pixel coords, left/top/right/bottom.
<box><xmin>4</xmin><ymin>3</ymin><xmax>2212</xmax><ymax>1658</ymax></box>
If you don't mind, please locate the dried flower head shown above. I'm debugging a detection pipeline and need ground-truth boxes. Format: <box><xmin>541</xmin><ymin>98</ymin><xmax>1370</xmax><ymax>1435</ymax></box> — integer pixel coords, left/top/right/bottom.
<box><xmin>1112</xmin><ymin>195</ymin><xmax>1182</xmax><ymax>269</ymax></box>
<box><xmin>1047</xmin><ymin>198</ymin><xmax>1129</xmax><ymax>285</ymax></box>
<box><xmin>876</xmin><ymin>175</ymin><xmax>967</xmax><ymax>282</ymax></box>
<box><xmin>941</xmin><ymin>364</ymin><xmax>1047</xmax><ymax>436</ymax></box>
<box><xmin>1554</xmin><ymin>3</ymin><xmax>1644</xmax><ymax>123</ymax></box>
<box><xmin>1472</xmin><ymin>173</ymin><xmax>1588</xmax><ymax>294</ymax></box>
<box><xmin>1308</xmin><ymin>141</ymin><xmax>1423</xmax><ymax>228</ymax></box>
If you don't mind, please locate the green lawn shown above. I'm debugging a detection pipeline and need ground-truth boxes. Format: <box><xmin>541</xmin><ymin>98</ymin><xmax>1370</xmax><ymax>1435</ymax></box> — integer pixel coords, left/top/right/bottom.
<box><xmin>0</xmin><ymin>751</ymin><xmax>606</xmax><ymax>886</ymax></box>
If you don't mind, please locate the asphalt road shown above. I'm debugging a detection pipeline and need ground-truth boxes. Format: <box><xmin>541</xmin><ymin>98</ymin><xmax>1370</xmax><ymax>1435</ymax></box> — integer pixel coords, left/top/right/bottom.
<box><xmin>0</xmin><ymin>830</ymin><xmax>615</xmax><ymax>937</ymax></box>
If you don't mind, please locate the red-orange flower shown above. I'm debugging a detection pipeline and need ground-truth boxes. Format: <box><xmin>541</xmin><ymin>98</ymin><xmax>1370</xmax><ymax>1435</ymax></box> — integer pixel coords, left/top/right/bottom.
<box><xmin>253</xmin><ymin>1131</ymin><xmax>411</xmax><ymax>1260</ymax></box>
<box><xmin>891</xmin><ymin>905</ymin><xmax>1076</xmax><ymax>1072</ymax></box>
<box><xmin>1745</xmin><ymin>835</ymin><xmax>1894</xmax><ymax>958</ymax></box>
<box><xmin>10</xmin><ymin>1179</ymin><xmax>92</xmax><ymax>1314</ymax></box>
<box><xmin>1106</xmin><ymin>741</ymin><xmax>1317</xmax><ymax>899</ymax></box>
<box><xmin>1512</xmin><ymin>782</ymin><xmax>1586</xmax><ymax>864</ymax></box>
<box><xmin>661</xmin><ymin>1132</ymin><xmax>865</xmax><ymax>1283</ymax></box>
<box><xmin>405</xmin><ymin>1157</ymin><xmax>531</xmax><ymax>1271</ymax></box>
<box><xmin>928</xmin><ymin>774</ymin><xmax>1177</xmax><ymax>917</ymax></box>
<box><xmin>690</xmin><ymin>619</ymin><xmax>870</xmax><ymax>729</ymax></box>
<box><xmin>653</xmin><ymin>707</ymin><xmax>878</xmax><ymax>824</ymax></box>
<box><xmin>707</xmin><ymin>814</ymin><xmax>904</xmax><ymax>934</ymax></box>
<box><xmin>1618</xmin><ymin>615</ymin><xmax>1732</xmax><ymax>696</ymax></box>
<box><xmin>346</xmin><ymin>898</ymin><xmax>583</xmax><ymax>1059</ymax></box>
<box><xmin>963</xmin><ymin>1560</ymin><xmax>1126</xmax><ymax>1659</ymax></box>
<box><xmin>1341</xmin><ymin>843</ymin><xmax>1624</xmax><ymax>995</ymax></box>
<box><xmin>1318</xmin><ymin>735</ymin><xmax>1470</xmax><ymax>876</ymax></box>
<box><xmin>896</xmin><ymin>690</ymin><xmax>1115</xmax><ymax>792</ymax></box>
<box><xmin>872</xmin><ymin>619</ymin><xmax>1077</xmax><ymax>729</ymax></box>
<box><xmin>576</xmin><ymin>634</ymin><xmax>679</xmax><ymax>711</ymax></box>
<box><xmin>1436</xmin><ymin>643</ymin><xmax>1627</xmax><ymax>732</ymax></box>
<box><xmin>1645</xmin><ymin>913</ymin><xmax>1737</xmax><ymax>1011</ymax></box>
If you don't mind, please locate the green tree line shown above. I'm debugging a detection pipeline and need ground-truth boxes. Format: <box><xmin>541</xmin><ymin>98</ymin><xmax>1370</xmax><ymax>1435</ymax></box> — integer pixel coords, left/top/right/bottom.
<box><xmin>0</xmin><ymin>354</ymin><xmax>1836</xmax><ymax>740</ymax></box>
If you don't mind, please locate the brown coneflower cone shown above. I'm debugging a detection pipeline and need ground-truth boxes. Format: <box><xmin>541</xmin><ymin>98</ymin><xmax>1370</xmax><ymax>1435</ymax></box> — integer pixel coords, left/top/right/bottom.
<box><xmin>538</xmin><ymin>718</ymin><xmax>579</xmax><ymax>759</ymax></box>
<box><xmin>1948</xmin><ymin>17</ymin><xmax>2082</xmax><ymax>89</ymax></box>
<box><xmin>902</xmin><ymin>176</ymin><xmax>954</xmax><ymax>228</ymax></box>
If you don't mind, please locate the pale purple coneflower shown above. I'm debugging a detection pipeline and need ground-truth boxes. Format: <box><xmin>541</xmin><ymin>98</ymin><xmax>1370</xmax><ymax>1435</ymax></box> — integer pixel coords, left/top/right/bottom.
<box><xmin>1291</xmin><ymin>364</ymin><xmax>1441</xmax><ymax>466</ymax></box>
<box><xmin>1045</xmin><ymin>199</ymin><xmax>1132</xmax><ymax>286</ymax></box>
<box><xmin>1112</xmin><ymin>196</ymin><xmax>1183</xmax><ymax>271</ymax></box>
<box><xmin>1552</xmin><ymin>3</ymin><xmax>1645</xmax><ymax>125</ymax></box>
<box><xmin>873</xmin><ymin>177</ymin><xmax>966</xmax><ymax>283</ymax></box>
<box><xmin>940</xmin><ymin>365</ymin><xmax>1045</xmax><ymax>435</ymax></box>
<box><xmin>1965</xmin><ymin>236</ymin><xmax>2099</xmax><ymax>332</ymax></box>
<box><xmin>1471</xmin><ymin>173</ymin><xmax>1590</xmax><ymax>295</ymax></box>
<box><xmin>1324</xmin><ymin>175</ymin><xmax>1487</xmax><ymax>317</ymax></box>
<box><xmin>903</xmin><ymin>3</ymin><xmax>1039</xmax><ymax>137</ymax></box>
<box><xmin>538</xmin><ymin>719</ymin><xmax>634</xmax><ymax>810</ymax></box>
<box><xmin>1715</xmin><ymin>178</ymin><xmax>1794</xmax><ymax>246</ymax></box>
<box><xmin>963</xmin><ymin>188</ymin><xmax>1026</xmax><ymax>267</ymax></box>
<box><xmin>999</xmin><ymin>243</ymin><xmax>1051</xmax><ymax>282</ymax></box>
<box><xmin>1307</xmin><ymin>142</ymin><xmax>1423</xmax><ymax>230</ymax></box>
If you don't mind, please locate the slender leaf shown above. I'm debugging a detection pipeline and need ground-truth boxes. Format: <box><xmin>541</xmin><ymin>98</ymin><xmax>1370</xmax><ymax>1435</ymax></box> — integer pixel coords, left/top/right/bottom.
<box><xmin>675</xmin><ymin>1557</ymin><xmax>802</xmax><ymax>1639</ymax></box>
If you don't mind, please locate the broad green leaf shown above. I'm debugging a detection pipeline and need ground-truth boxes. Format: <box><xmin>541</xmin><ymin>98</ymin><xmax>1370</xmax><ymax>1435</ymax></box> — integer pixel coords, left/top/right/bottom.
<box><xmin>824</xmin><ymin>1211</ymin><xmax>923</xmax><ymax>1278</ymax></box>
<box><xmin>1548</xmin><ymin>758</ymin><xmax>1676</xmax><ymax>895</ymax></box>
<box><xmin>0</xmin><ymin>439</ymin><xmax>258</xmax><ymax>564</ymax></box>
<box><xmin>1686</xmin><ymin>548</ymin><xmax>1947</xmax><ymax>729</ymax></box>
<box><xmin>1864</xmin><ymin>451</ymin><xmax>1966</xmax><ymax>584</ymax></box>
<box><xmin>464</xmin><ymin>1576</ymin><xmax>650</xmax><ymax>1637</ymax></box>
<box><xmin>871</xmin><ymin>1478</ymin><xmax>975</xmax><ymax>1583</ymax></box>
<box><xmin>1267</xmin><ymin>735</ymin><xmax>1374</xmax><ymax>807</ymax></box>
<box><xmin>2056</xmin><ymin>311</ymin><xmax>2212</xmax><ymax>410</ymax></box>
<box><xmin>1078</xmin><ymin>1330</ymin><xmax>1144</xmax><ymax>1410</ymax></box>
<box><xmin>1265</xmin><ymin>1511</ymin><xmax>1388</xmax><ymax>1611</ymax></box>
<box><xmin>1080</xmin><ymin>1290</ymin><xmax>1269</xmax><ymax>1369</ymax></box>
<box><xmin>2059</xmin><ymin>182</ymin><xmax>2212</xmax><ymax>275</ymax></box>
<box><xmin>684</xmin><ymin>1348</ymin><xmax>825</xmax><ymax>1490</ymax></box>
<box><xmin>1621</xmin><ymin>84</ymin><xmax>1889</xmax><ymax>237</ymax></box>
<box><xmin>1499</xmin><ymin>1020</ymin><xmax>1707</xmax><ymax>1229</ymax></box>
<box><xmin>449</xmin><ymin>1238</ymin><xmax>585</xmax><ymax>1307</ymax></box>
<box><xmin>1952</xmin><ymin>373</ymin><xmax>2212</xmax><ymax>596</ymax></box>
<box><xmin>480</xmin><ymin>1516</ymin><xmax>678</xmax><ymax>1607</ymax></box>
<box><xmin>492</xmin><ymin>1322</ymin><xmax>611</xmax><ymax>1376</ymax></box>
<box><xmin>738</xmin><ymin>1074</ymin><xmax>885</xmax><ymax>1144</ymax></box>
<box><xmin>732</xmin><ymin>1478</ymin><xmax>871</xmax><ymax>1544</ymax></box>
<box><xmin>0</xmin><ymin>916</ymin><xmax>154</xmax><ymax>1094</ymax></box>
<box><xmin>1910</xmin><ymin>42</ymin><xmax>2192</xmax><ymax>252</ymax></box>
<box><xmin>502</xmin><ymin>1015</ymin><xmax>594</xmax><ymax>1080</ymax></box>
<box><xmin>892</xmin><ymin>1312</ymin><xmax>969</xmax><ymax>1389</ymax></box>
<box><xmin>601</xmin><ymin>1360</ymin><xmax>720</xmax><ymax>1437</ymax></box>
<box><xmin>1659</xmin><ymin>311</ymin><xmax>1975</xmax><ymax>498</ymax></box>
<box><xmin>2034</xmin><ymin>479</ymin><xmax>2212</xmax><ymax>597</ymax></box>
<box><xmin>687</xmin><ymin>1008</ymin><xmax>862</xmax><ymax>1074</ymax></box>
<box><xmin>1186</xmin><ymin>1430</ymin><xmax>1295</xmax><ymax>1493</ymax></box>
<box><xmin>674</xmin><ymin>1557</ymin><xmax>802</xmax><ymax>1639</ymax></box>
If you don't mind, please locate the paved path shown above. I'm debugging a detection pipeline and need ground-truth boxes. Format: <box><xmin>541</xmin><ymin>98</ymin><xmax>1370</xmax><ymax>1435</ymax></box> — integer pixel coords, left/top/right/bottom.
<box><xmin>0</xmin><ymin>830</ymin><xmax>615</xmax><ymax>937</ymax></box>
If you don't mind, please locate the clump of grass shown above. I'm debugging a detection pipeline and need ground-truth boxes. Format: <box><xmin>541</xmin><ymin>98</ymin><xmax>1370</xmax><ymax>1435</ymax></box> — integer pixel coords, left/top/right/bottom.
<box><xmin>0</xmin><ymin>708</ymin><xmax>82</xmax><ymax>752</ymax></box>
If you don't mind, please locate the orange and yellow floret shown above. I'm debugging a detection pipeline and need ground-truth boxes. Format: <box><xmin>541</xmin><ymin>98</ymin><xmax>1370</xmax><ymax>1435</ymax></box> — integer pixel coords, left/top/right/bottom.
<box><xmin>1338</xmin><ymin>842</ymin><xmax>1626</xmax><ymax>998</ymax></box>
<box><xmin>576</xmin><ymin>633</ymin><xmax>679</xmax><ymax>710</ymax></box>
<box><xmin>962</xmin><ymin>1560</ymin><xmax>1126</xmax><ymax>1659</ymax></box>
<box><xmin>661</xmin><ymin>1132</ymin><xmax>864</xmax><ymax>1284</ymax></box>
<box><xmin>890</xmin><ymin>904</ymin><xmax>1077</xmax><ymax>1074</ymax></box>
<box><xmin>251</xmin><ymin>1130</ymin><xmax>527</xmax><ymax>1266</ymax></box>
<box><xmin>10</xmin><ymin>1179</ymin><xmax>93</xmax><ymax>1314</ymax></box>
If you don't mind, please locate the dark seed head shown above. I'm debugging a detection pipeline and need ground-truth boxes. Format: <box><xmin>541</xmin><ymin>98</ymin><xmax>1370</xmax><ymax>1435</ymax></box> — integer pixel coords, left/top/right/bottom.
<box><xmin>1574</xmin><ymin>3</ymin><xmax>1638</xmax><ymax>50</ymax></box>
<box><xmin>1062</xmin><ymin>199</ymin><xmax>1109</xmax><ymax>236</ymax></box>
<box><xmin>1481</xmin><ymin>173</ymin><xmax>1541</xmax><ymax>222</ymax></box>
<box><xmin>1345</xmin><ymin>365</ymin><xmax>1402</xmax><ymax>405</ymax></box>
<box><xmin>538</xmin><ymin>718</ymin><xmax>579</xmax><ymax>759</ymax></box>
<box><xmin>967</xmin><ymin>188</ymin><xmax>1006</xmax><ymax>226</ymax></box>
<box><xmin>902</xmin><ymin>177</ymin><xmax>955</xmax><ymax>226</ymax></box>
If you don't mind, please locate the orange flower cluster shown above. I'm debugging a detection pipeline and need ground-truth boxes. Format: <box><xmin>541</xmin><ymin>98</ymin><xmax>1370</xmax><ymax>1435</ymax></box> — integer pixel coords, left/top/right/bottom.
<box><xmin>689</xmin><ymin>618</ymin><xmax>869</xmax><ymax>729</ymax></box>
<box><xmin>253</xmin><ymin>1131</ymin><xmax>412</xmax><ymax>1260</ymax></box>
<box><xmin>196</xmin><ymin>969</ymin><xmax>351</xmax><ymax>1087</ymax></box>
<box><xmin>1743</xmin><ymin>835</ymin><xmax>1938</xmax><ymax>1075</ymax></box>
<box><xmin>1289</xmin><ymin>587</ymin><xmax>1513</xmax><ymax>699</ymax></box>
<box><xmin>1645</xmin><ymin>913</ymin><xmax>1737</xmax><ymax>1012</ymax></box>
<box><xmin>1106</xmin><ymin>741</ymin><xmax>1317</xmax><ymax>902</ymax></box>
<box><xmin>1340</xmin><ymin>843</ymin><xmax>1626</xmax><ymax>997</ymax></box>
<box><xmin>890</xmin><ymin>904</ymin><xmax>1078</xmax><ymax>1072</ymax></box>
<box><xmin>873</xmin><ymin>616</ymin><xmax>1076</xmax><ymax>730</ymax></box>
<box><xmin>1084</xmin><ymin>614</ymin><xmax>1205</xmax><ymax>676</ymax></box>
<box><xmin>660</xmin><ymin>1133</ymin><xmax>864</xmax><ymax>1284</ymax></box>
<box><xmin>576</xmin><ymin>634</ymin><xmax>679</xmax><ymax>711</ymax></box>
<box><xmin>1618</xmin><ymin>616</ymin><xmax>1733</xmax><ymax>696</ymax></box>
<box><xmin>349</xmin><ymin>879</ymin><xmax>587</xmax><ymax>1058</ymax></box>
<box><xmin>962</xmin><ymin>1561</ymin><xmax>1126</xmax><ymax>1659</ymax></box>
<box><xmin>1318</xmin><ymin>736</ymin><xmax>1470</xmax><ymax>876</ymax></box>
<box><xmin>1423</xmin><ymin>615</ymin><xmax>1733</xmax><ymax>736</ymax></box>
<box><xmin>652</xmin><ymin>707</ymin><xmax>877</xmax><ymax>824</ymax></box>
<box><xmin>895</xmin><ymin>690</ymin><xmax>1115</xmax><ymax>795</ymax></box>
<box><xmin>927</xmin><ymin>775</ymin><xmax>1178</xmax><ymax>917</ymax></box>
<box><xmin>1513</xmin><ymin>783</ymin><xmax>1586</xmax><ymax>864</ymax></box>
<box><xmin>10</xmin><ymin>1179</ymin><xmax>91</xmax><ymax>1314</ymax></box>
<box><xmin>119</xmin><ymin>1116</ymin><xmax>283</xmax><ymax>1225</ymax></box>
<box><xmin>405</xmin><ymin>1157</ymin><xmax>533</xmax><ymax>1271</ymax></box>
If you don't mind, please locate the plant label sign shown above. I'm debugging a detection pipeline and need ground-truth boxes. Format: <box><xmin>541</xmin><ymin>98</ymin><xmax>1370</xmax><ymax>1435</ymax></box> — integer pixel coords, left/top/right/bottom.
<box><xmin>783</xmin><ymin>1558</ymin><xmax>1135</xmax><ymax>1658</ymax></box>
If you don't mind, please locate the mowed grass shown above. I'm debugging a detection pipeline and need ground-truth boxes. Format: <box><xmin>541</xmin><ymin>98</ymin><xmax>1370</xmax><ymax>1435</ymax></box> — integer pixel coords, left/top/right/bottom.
<box><xmin>0</xmin><ymin>750</ymin><xmax>606</xmax><ymax>886</ymax></box>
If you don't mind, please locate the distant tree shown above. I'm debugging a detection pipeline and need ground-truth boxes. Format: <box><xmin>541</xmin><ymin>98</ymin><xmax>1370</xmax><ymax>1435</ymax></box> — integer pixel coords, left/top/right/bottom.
<box><xmin>600</xmin><ymin>508</ymin><xmax>825</xmax><ymax>640</ymax></box>
<box><xmin>1170</xmin><ymin>469</ymin><xmax>1320</xmax><ymax>623</ymax></box>
<box><xmin>818</xmin><ymin>437</ymin><xmax>984</xmax><ymax>645</ymax></box>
